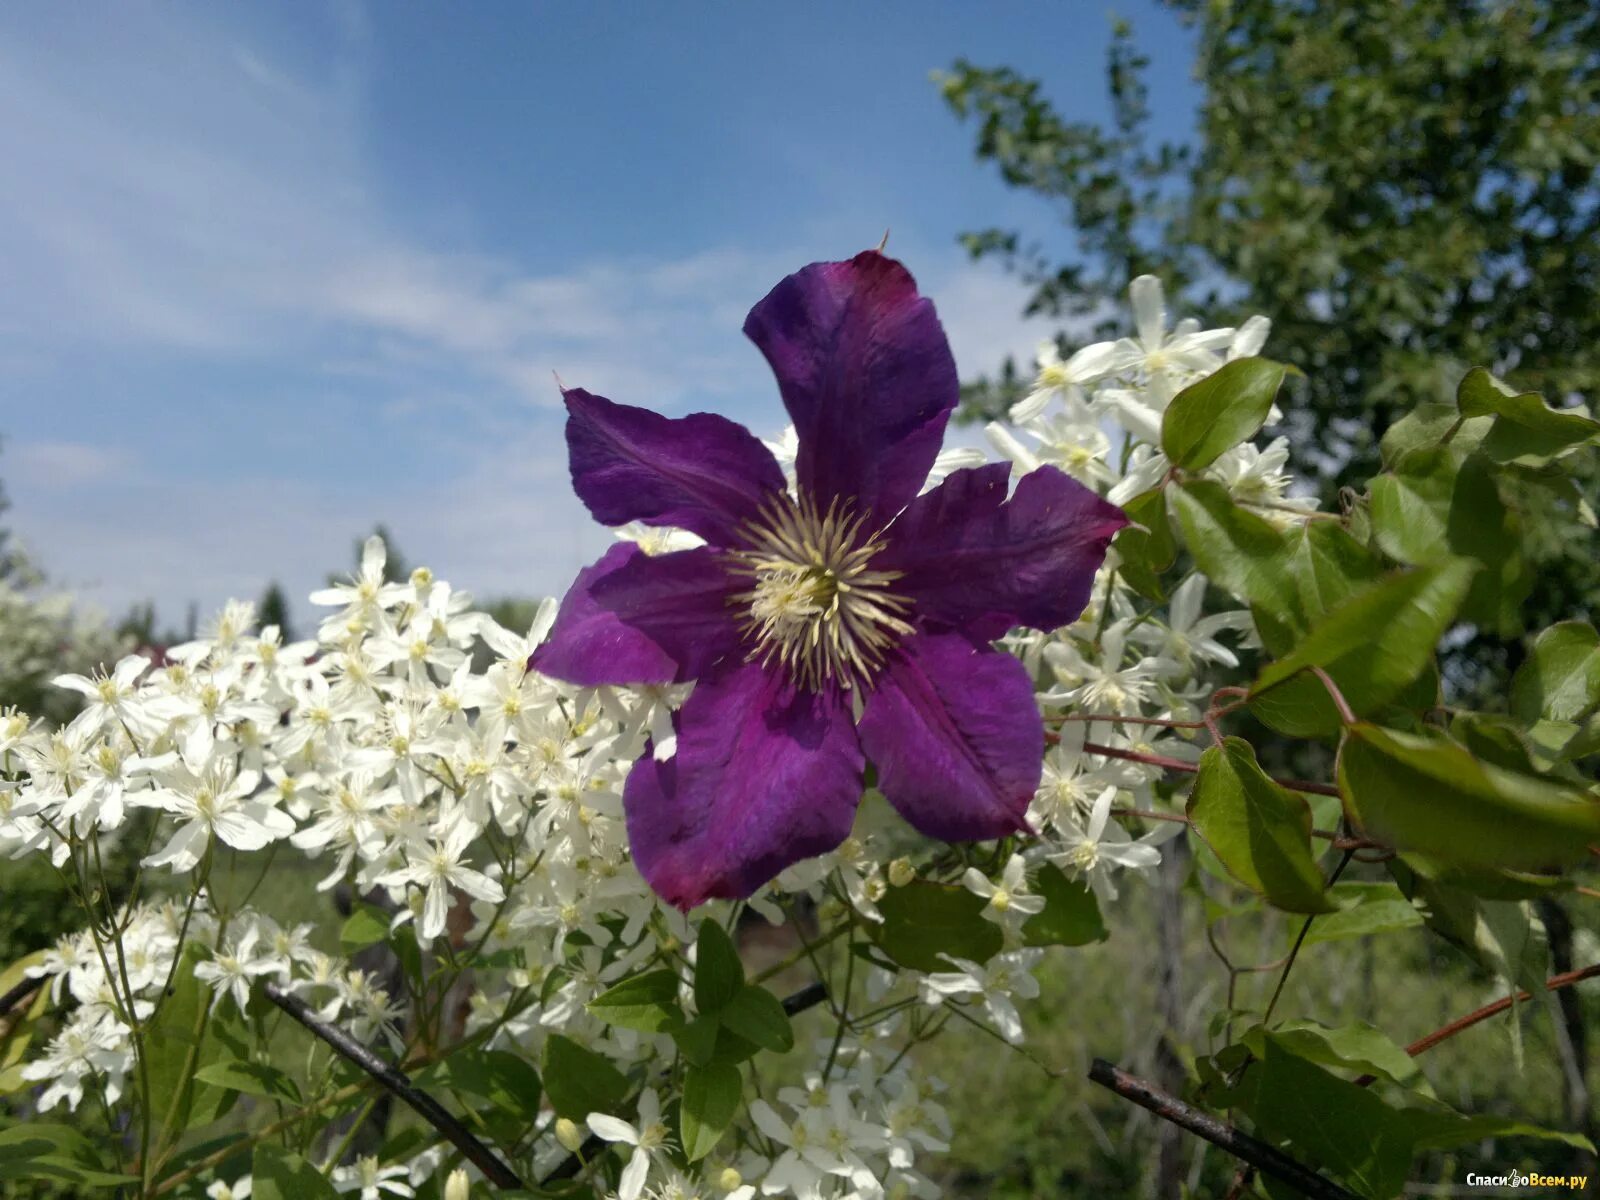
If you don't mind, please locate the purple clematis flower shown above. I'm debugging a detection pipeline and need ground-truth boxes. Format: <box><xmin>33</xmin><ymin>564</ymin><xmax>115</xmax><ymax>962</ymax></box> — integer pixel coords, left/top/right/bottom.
<box><xmin>532</xmin><ymin>251</ymin><xmax>1128</xmax><ymax>909</ymax></box>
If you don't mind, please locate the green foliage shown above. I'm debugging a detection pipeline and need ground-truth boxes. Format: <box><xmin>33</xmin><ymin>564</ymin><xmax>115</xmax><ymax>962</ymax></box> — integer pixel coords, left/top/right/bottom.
<box><xmin>252</xmin><ymin>1143</ymin><xmax>337</xmax><ymax>1200</ymax></box>
<box><xmin>542</xmin><ymin>1034</ymin><xmax>628</xmax><ymax>1120</ymax></box>
<box><xmin>1020</xmin><ymin>865</ymin><xmax>1107</xmax><ymax>947</ymax></box>
<box><xmin>1186</xmin><ymin>738</ymin><xmax>1331</xmax><ymax>913</ymax></box>
<box><xmin>692</xmin><ymin>921</ymin><xmax>745</xmax><ymax>1013</ymax></box>
<box><xmin>1511</xmin><ymin>621</ymin><xmax>1600</xmax><ymax>724</ymax></box>
<box><xmin>1205</xmin><ymin>1035</ymin><xmax>1589</xmax><ymax>1199</ymax></box>
<box><xmin>587</xmin><ymin>968</ymin><xmax>683</xmax><ymax>1033</ymax></box>
<box><xmin>1160</xmin><ymin>357</ymin><xmax>1286</xmax><ymax>470</ymax></box>
<box><xmin>871</xmin><ymin>881</ymin><xmax>1003</xmax><ymax>972</ymax></box>
<box><xmin>938</xmin><ymin>0</ymin><xmax>1600</xmax><ymax>695</ymax></box>
<box><xmin>1248</xmin><ymin>559</ymin><xmax>1472</xmax><ymax>736</ymax></box>
<box><xmin>0</xmin><ymin>1124</ymin><xmax>132</xmax><ymax>1189</ymax></box>
<box><xmin>1339</xmin><ymin>724</ymin><xmax>1600</xmax><ymax>870</ymax></box>
<box><xmin>679</xmin><ymin>1061</ymin><xmax>741</xmax><ymax>1162</ymax></box>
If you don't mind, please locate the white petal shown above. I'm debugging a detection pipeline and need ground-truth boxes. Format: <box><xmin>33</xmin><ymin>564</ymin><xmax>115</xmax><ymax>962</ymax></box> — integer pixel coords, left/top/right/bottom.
<box><xmin>748</xmin><ymin>1099</ymin><xmax>792</xmax><ymax>1144</ymax></box>
<box><xmin>1128</xmin><ymin>275</ymin><xmax>1167</xmax><ymax>350</ymax></box>
<box><xmin>421</xmin><ymin>882</ymin><xmax>448</xmax><ymax>942</ymax></box>
<box><xmin>586</xmin><ymin>1113</ymin><xmax>640</xmax><ymax>1145</ymax></box>
<box><xmin>619</xmin><ymin>1147</ymin><xmax>649</xmax><ymax>1200</ymax></box>
<box><xmin>1062</xmin><ymin>339</ymin><xmax>1124</xmax><ymax>382</ymax></box>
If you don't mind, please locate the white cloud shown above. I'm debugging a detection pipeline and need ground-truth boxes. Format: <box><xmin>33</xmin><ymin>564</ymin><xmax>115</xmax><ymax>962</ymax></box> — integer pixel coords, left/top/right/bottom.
<box><xmin>0</xmin><ymin>6</ymin><xmax>1067</xmax><ymax>632</ymax></box>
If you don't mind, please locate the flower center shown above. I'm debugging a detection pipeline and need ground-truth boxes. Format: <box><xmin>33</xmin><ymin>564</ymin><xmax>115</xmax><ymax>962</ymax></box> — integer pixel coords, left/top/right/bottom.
<box><xmin>729</xmin><ymin>494</ymin><xmax>912</xmax><ymax>690</ymax></box>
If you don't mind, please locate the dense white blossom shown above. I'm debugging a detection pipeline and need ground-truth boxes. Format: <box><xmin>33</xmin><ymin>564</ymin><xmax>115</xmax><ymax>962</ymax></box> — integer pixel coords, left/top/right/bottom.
<box><xmin>0</xmin><ymin>277</ymin><xmax>1272</xmax><ymax>1199</ymax></box>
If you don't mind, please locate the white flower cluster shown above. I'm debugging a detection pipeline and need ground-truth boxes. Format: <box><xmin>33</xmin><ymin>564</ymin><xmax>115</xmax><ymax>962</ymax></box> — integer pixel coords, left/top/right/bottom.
<box><xmin>991</xmin><ymin>277</ymin><xmax>1282</xmax><ymax>900</ymax></box>
<box><xmin>0</xmin><ymin>276</ymin><xmax>1288</xmax><ymax>1200</ymax></box>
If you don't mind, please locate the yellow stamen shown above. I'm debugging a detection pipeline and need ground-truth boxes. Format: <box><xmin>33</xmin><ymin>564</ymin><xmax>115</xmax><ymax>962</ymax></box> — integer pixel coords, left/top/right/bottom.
<box><xmin>728</xmin><ymin>493</ymin><xmax>913</xmax><ymax>690</ymax></box>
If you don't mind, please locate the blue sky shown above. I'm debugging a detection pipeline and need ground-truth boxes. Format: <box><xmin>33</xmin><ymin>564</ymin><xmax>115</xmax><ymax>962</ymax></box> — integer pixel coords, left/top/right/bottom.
<box><xmin>0</xmin><ymin>2</ymin><xmax>1199</xmax><ymax>629</ymax></box>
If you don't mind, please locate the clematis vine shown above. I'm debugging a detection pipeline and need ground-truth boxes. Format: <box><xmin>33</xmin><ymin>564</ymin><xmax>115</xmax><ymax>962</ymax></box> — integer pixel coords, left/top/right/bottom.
<box><xmin>533</xmin><ymin>251</ymin><xmax>1127</xmax><ymax>907</ymax></box>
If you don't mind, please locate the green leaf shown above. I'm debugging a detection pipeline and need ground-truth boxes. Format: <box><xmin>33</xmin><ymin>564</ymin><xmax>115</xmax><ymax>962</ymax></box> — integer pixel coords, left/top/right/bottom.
<box><xmin>1399</xmin><ymin>853</ymin><xmax>1570</xmax><ymax>902</ymax></box>
<box><xmin>1169</xmin><ymin>479</ymin><xmax>1294</xmax><ymax>620</ymax></box>
<box><xmin>679</xmin><ymin>1061</ymin><xmax>742</xmax><ymax>1162</ymax></box>
<box><xmin>339</xmin><ymin>903</ymin><xmax>392</xmax><ymax>951</ymax></box>
<box><xmin>588</xmin><ymin>968</ymin><xmax>684</xmax><ymax>1033</ymax></box>
<box><xmin>1511</xmin><ymin>621</ymin><xmax>1600</xmax><ymax>723</ymax></box>
<box><xmin>1380</xmin><ymin>401</ymin><xmax>1489</xmax><ymax>466</ymax></box>
<box><xmin>422</xmin><ymin>1049</ymin><xmax>541</xmax><ymax>1117</ymax></box>
<box><xmin>1186</xmin><ymin>738</ymin><xmax>1333</xmax><ymax>913</ymax></box>
<box><xmin>542</xmin><ymin>1035</ymin><xmax>627</xmax><ymax>1119</ymax></box>
<box><xmin>0</xmin><ymin>952</ymin><xmax>48</xmax><ymax>1095</ymax></box>
<box><xmin>870</xmin><ymin>881</ymin><xmax>1003</xmax><ymax>973</ymax></box>
<box><xmin>719</xmin><ymin>985</ymin><xmax>794</xmax><ymax>1053</ymax></box>
<box><xmin>1021</xmin><ymin>863</ymin><xmax>1108</xmax><ymax>946</ymax></box>
<box><xmin>0</xmin><ymin>1124</ymin><xmax>134</xmax><ymax>1188</ymax></box>
<box><xmin>1457</xmin><ymin>366</ymin><xmax>1600</xmax><ymax>465</ymax></box>
<box><xmin>1161</xmin><ymin>357</ymin><xmax>1287</xmax><ymax>469</ymax></box>
<box><xmin>1369</xmin><ymin>447</ymin><xmax>1531</xmax><ymax>635</ymax></box>
<box><xmin>1114</xmin><ymin>487</ymin><xmax>1175</xmax><ymax>602</ymax></box>
<box><xmin>194</xmin><ymin>1059</ymin><xmax>301</xmax><ymax>1103</ymax></box>
<box><xmin>1402</xmin><ymin>1107</ymin><xmax>1592</xmax><ymax>1154</ymax></box>
<box><xmin>1389</xmin><ymin>860</ymin><xmax>1551</xmax><ymax>994</ymax></box>
<box><xmin>1240</xmin><ymin>1019</ymin><xmax>1423</xmax><ymax>1090</ymax></box>
<box><xmin>693</xmin><ymin>921</ymin><xmax>745</xmax><ymax>1014</ymax></box>
<box><xmin>1253</xmin><ymin>522</ymin><xmax>1383</xmax><ymax>657</ymax></box>
<box><xmin>1301</xmin><ymin>883</ymin><xmax>1423</xmax><ymax>944</ymax></box>
<box><xmin>145</xmin><ymin>942</ymin><xmax>215</xmax><ymax>1138</ymax></box>
<box><xmin>671</xmin><ymin>1012</ymin><xmax>721</xmax><ymax>1067</ymax></box>
<box><xmin>1248</xmin><ymin>560</ymin><xmax>1475</xmax><ymax>737</ymax></box>
<box><xmin>1224</xmin><ymin>1039</ymin><xmax>1413</xmax><ymax>1199</ymax></box>
<box><xmin>1339</xmin><ymin>724</ymin><xmax>1600</xmax><ymax>869</ymax></box>
<box><xmin>252</xmin><ymin>1143</ymin><xmax>337</xmax><ymax>1200</ymax></box>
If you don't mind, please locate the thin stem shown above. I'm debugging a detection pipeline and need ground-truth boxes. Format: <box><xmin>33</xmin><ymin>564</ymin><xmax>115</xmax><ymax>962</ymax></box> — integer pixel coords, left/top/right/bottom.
<box><xmin>1309</xmin><ymin>666</ymin><xmax>1356</xmax><ymax>726</ymax></box>
<box><xmin>1262</xmin><ymin>850</ymin><xmax>1355</xmax><ymax>1026</ymax></box>
<box><xmin>322</xmin><ymin>1094</ymin><xmax>381</xmax><ymax>1173</ymax></box>
<box><xmin>1074</xmin><ymin>738</ymin><xmax>1342</xmax><ymax>798</ymax></box>
<box><xmin>1360</xmin><ymin>960</ymin><xmax>1600</xmax><ymax>1081</ymax></box>
<box><xmin>751</xmin><ymin>922</ymin><xmax>849</xmax><ymax>985</ymax></box>
<box><xmin>151</xmin><ymin>1080</ymin><xmax>371</xmax><ymax>1197</ymax></box>
<box><xmin>1051</xmin><ymin>712</ymin><xmax>1210</xmax><ymax>731</ymax></box>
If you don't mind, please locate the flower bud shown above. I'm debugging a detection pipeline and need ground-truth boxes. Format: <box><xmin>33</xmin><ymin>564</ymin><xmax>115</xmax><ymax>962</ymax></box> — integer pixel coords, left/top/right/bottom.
<box><xmin>887</xmin><ymin>857</ymin><xmax>916</xmax><ymax>887</ymax></box>
<box><xmin>718</xmin><ymin>1166</ymin><xmax>745</xmax><ymax>1192</ymax></box>
<box><xmin>555</xmin><ymin>1117</ymin><xmax>584</xmax><ymax>1152</ymax></box>
<box><xmin>444</xmin><ymin>1168</ymin><xmax>470</xmax><ymax>1200</ymax></box>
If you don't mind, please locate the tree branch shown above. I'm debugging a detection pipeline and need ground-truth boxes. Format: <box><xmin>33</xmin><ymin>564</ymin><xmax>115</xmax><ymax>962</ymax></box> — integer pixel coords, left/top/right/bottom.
<box><xmin>261</xmin><ymin>980</ymin><xmax>524</xmax><ymax>1190</ymax></box>
<box><xmin>0</xmin><ymin>974</ymin><xmax>42</xmax><ymax>1019</ymax></box>
<box><xmin>1089</xmin><ymin>1059</ymin><xmax>1359</xmax><ymax>1200</ymax></box>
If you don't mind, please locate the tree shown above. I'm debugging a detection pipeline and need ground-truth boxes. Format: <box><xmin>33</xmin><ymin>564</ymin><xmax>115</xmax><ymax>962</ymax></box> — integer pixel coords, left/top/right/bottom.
<box><xmin>257</xmin><ymin>580</ymin><xmax>294</xmax><ymax>642</ymax></box>
<box><xmin>331</xmin><ymin>524</ymin><xmax>411</xmax><ymax>587</ymax></box>
<box><xmin>938</xmin><ymin>0</ymin><xmax>1600</xmax><ymax>689</ymax></box>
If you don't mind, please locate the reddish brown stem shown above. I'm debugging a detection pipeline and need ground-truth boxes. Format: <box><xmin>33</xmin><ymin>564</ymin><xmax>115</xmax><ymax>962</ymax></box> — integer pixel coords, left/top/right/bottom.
<box><xmin>1069</xmin><ymin>737</ymin><xmax>1342</xmax><ymax>798</ymax></box>
<box><xmin>1376</xmin><ymin>961</ymin><xmax>1600</xmax><ymax>1075</ymax></box>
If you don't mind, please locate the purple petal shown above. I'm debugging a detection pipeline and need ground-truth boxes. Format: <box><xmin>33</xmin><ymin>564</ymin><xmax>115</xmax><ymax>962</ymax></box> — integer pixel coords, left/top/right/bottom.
<box><xmin>743</xmin><ymin>251</ymin><xmax>957</xmax><ymax>522</ymax></box>
<box><xmin>858</xmin><ymin>631</ymin><xmax>1041</xmax><ymax>842</ymax></box>
<box><xmin>625</xmin><ymin>661</ymin><xmax>864</xmax><ymax>908</ymax></box>
<box><xmin>564</xmin><ymin>387</ymin><xmax>785</xmax><ymax>547</ymax></box>
<box><xmin>875</xmin><ymin>464</ymin><xmax>1128</xmax><ymax>640</ymax></box>
<box><xmin>530</xmin><ymin>543</ymin><xmax>743</xmax><ymax>686</ymax></box>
